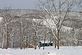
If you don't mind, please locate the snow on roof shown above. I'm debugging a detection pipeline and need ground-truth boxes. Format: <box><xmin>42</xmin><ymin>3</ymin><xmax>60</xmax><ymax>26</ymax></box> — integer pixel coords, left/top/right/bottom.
<box><xmin>40</xmin><ymin>40</ymin><xmax>53</xmax><ymax>43</ymax></box>
<box><xmin>61</xmin><ymin>26</ymin><xmax>72</xmax><ymax>32</ymax></box>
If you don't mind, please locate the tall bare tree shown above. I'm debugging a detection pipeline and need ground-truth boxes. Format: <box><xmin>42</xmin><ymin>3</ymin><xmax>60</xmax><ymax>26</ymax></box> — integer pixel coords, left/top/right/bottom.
<box><xmin>38</xmin><ymin>0</ymin><xmax>82</xmax><ymax>49</ymax></box>
<box><xmin>1</xmin><ymin>8</ymin><xmax>12</xmax><ymax>48</ymax></box>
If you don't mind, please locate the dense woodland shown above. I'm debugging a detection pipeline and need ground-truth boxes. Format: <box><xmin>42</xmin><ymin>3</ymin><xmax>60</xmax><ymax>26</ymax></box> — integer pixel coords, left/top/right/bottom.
<box><xmin>0</xmin><ymin>8</ymin><xmax>82</xmax><ymax>49</ymax></box>
<box><xmin>0</xmin><ymin>0</ymin><xmax>82</xmax><ymax>50</ymax></box>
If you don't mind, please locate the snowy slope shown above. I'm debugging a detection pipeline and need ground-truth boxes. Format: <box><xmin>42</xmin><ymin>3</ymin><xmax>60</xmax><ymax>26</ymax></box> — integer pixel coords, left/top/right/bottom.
<box><xmin>0</xmin><ymin>46</ymin><xmax>82</xmax><ymax>55</ymax></box>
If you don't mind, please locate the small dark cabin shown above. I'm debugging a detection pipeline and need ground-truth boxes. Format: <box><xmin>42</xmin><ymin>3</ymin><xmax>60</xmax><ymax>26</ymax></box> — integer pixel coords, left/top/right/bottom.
<box><xmin>38</xmin><ymin>41</ymin><xmax>53</xmax><ymax>47</ymax></box>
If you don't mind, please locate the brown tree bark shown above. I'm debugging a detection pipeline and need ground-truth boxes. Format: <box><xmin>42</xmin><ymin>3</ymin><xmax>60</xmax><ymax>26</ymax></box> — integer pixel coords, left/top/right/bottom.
<box><xmin>55</xmin><ymin>39</ymin><xmax>56</xmax><ymax>48</ymax></box>
<box><xmin>5</xmin><ymin>24</ymin><xmax>10</xmax><ymax>49</ymax></box>
<box><xmin>57</xmin><ymin>29</ymin><xmax>60</xmax><ymax>49</ymax></box>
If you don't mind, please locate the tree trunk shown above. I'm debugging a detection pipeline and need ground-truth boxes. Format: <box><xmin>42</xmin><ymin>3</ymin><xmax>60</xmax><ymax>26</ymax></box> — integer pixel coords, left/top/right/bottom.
<box><xmin>1</xmin><ymin>28</ymin><xmax>4</xmax><ymax>48</ymax></box>
<box><xmin>57</xmin><ymin>39</ymin><xmax>59</xmax><ymax>49</ymax></box>
<box><xmin>57</xmin><ymin>29</ymin><xmax>60</xmax><ymax>49</ymax></box>
<box><xmin>6</xmin><ymin>25</ymin><xmax>9</xmax><ymax>49</ymax></box>
<box><xmin>55</xmin><ymin>39</ymin><xmax>56</xmax><ymax>48</ymax></box>
<box><xmin>34</xmin><ymin>31</ymin><xmax>37</xmax><ymax>49</ymax></box>
<box><xmin>20</xmin><ymin>23</ymin><xmax>22</xmax><ymax>49</ymax></box>
<box><xmin>43</xmin><ymin>38</ymin><xmax>45</xmax><ymax>50</ymax></box>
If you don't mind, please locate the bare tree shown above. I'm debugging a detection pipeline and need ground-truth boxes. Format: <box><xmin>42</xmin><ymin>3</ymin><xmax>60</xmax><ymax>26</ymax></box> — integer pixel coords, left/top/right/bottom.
<box><xmin>1</xmin><ymin>8</ymin><xmax>22</xmax><ymax>48</ymax></box>
<box><xmin>1</xmin><ymin>8</ymin><xmax>12</xmax><ymax>48</ymax></box>
<box><xmin>38</xmin><ymin>0</ymin><xmax>82</xmax><ymax>49</ymax></box>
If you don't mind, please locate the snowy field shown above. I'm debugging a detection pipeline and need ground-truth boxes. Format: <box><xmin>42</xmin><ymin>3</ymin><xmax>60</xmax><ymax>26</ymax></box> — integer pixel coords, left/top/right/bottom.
<box><xmin>0</xmin><ymin>46</ymin><xmax>82</xmax><ymax>55</ymax></box>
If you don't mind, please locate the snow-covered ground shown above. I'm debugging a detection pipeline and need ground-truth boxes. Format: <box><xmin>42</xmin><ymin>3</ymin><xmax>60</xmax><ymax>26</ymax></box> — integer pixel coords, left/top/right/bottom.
<box><xmin>0</xmin><ymin>46</ymin><xmax>82</xmax><ymax>55</ymax></box>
